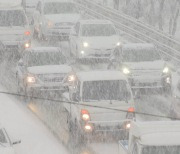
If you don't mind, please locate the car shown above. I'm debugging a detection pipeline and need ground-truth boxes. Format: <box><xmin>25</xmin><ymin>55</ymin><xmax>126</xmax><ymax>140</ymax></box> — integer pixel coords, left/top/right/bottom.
<box><xmin>33</xmin><ymin>0</ymin><xmax>81</xmax><ymax>41</ymax></box>
<box><xmin>69</xmin><ymin>19</ymin><xmax>121</xmax><ymax>59</ymax></box>
<box><xmin>63</xmin><ymin>70</ymin><xmax>135</xmax><ymax>145</ymax></box>
<box><xmin>16</xmin><ymin>47</ymin><xmax>72</xmax><ymax>96</ymax></box>
<box><xmin>119</xmin><ymin>121</ymin><xmax>180</xmax><ymax>154</ymax></box>
<box><xmin>0</xmin><ymin>0</ymin><xmax>31</xmax><ymax>51</ymax></box>
<box><xmin>0</xmin><ymin>127</ymin><xmax>21</xmax><ymax>154</ymax></box>
<box><xmin>109</xmin><ymin>43</ymin><xmax>171</xmax><ymax>93</ymax></box>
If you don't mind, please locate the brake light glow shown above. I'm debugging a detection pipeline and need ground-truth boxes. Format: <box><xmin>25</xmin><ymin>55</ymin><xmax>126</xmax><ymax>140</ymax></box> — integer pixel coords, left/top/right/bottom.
<box><xmin>128</xmin><ymin>107</ymin><xmax>135</xmax><ymax>112</ymax></box>
<box><xmin>81</xmin><ymin>109</ymin><xmax>90</xmax><ymax>121</ymax></box>
<box><xmin>24</xmin><ymin>31</ymin><xmax>31</xmax><ymax>36</ymax></box>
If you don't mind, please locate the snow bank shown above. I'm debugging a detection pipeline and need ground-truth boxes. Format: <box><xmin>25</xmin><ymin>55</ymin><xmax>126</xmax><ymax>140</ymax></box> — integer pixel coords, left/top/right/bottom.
<box><xmin>0</xmin><ymin>86</ymin><xmax>69</xmax><ymax>154</ymax></box>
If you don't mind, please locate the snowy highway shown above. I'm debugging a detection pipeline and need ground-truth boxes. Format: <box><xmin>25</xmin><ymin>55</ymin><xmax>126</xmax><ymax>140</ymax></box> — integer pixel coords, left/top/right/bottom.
<box><xmin>0</xmin><ymin>0</ymin><xmax>179</xmax><ymax>154</ymax></box>
<box><xmin>0</xmin><ymin>41</ymin><xmax>173</xmax><ymax>154</ymax></box>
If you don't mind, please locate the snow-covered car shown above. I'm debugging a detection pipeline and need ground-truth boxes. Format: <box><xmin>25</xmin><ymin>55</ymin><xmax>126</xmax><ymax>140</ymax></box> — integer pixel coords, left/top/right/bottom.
<box><xmin>0</xmin><ymin>127</ymin><xmax>21</xmax><ymax>154</ymax></box>
<box><xmin>109</xmin><ymin>43</ymin><xmax>171</xmax><ymax>91</ymax></box>
<box><xmin>63</xmin><ymin>70</ymin><xmax>135</xmax><ymax>144</ymax></box>
<box><xmin>0</xmin><ymin>0</ymin><xmax>31</xmax><ymax>51</ymax></box>
<box><xmin>33</xmin><ymin>0</ymin><xmax>81</xmax><ymax>41</ymax></box>
<box><xmin>69</xmin><ymin>20</ymin><xmax>121</xmax><ymax>59</ymax></box>
<box><xmin>16</xmin><ymin>47</ymin><xmax>72</xmax><ymax>95</ymax></box>
<box><xmin>119</xmin><ymin>121</ymin><xmax>180</xmax><ymax>154</ymax></box>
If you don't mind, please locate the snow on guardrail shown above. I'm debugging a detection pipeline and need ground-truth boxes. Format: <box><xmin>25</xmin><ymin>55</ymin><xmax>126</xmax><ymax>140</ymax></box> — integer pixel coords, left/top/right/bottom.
<box><xmin>75</xmin><ymin>0</ymin><xmax>180</xmax><ymax>64</ymax></box>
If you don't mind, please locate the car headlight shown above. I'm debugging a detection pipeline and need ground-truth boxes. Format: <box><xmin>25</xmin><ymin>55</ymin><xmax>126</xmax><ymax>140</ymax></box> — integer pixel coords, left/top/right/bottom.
<box><xmin>47</xmin><ymin>20</ymin><xmax>54</xmax><ymax>28</ymax></box>
<box><xmin>163</xmin><ymin>67</ymin><xmax>169</xmax><ymax>74</ymax></box>
<box><xmin>26</xmin><ymin>76</ymin><xmax>36</xmax><ymax>83</ymax></box>
<box><xmin>123</xmin><ymin>67</ymin><xmax>130</xmax><ymax>75</ymax></box>
<box><xmin>83</xmin><ymin>42</ymin><xmax>89</xmax><ymax>48</ymax></box>
<box><xmin>116</xmin><ymin>42</ymin><xmax>121</xmax><ymax>46</ymax></box>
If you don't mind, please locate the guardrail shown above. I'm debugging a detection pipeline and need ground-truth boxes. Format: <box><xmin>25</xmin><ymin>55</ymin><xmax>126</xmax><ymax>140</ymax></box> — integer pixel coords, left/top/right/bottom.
<box><xmin>75</xmin><ymin>0</ymin><xmax>180</xmax><ymax>63</ymax></box>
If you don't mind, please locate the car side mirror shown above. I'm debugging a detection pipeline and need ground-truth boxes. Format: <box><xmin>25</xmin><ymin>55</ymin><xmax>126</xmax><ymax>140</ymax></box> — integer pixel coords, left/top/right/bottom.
<box><xmin>12</xmin><ymin>140</ymin><xmax>21</xmax><ymax>145</ymax></box>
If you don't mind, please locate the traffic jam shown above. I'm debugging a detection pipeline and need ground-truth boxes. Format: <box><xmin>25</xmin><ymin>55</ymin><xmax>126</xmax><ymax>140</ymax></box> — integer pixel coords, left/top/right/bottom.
<box><xmin>0</xmin><ymin>0</ymin><xmax>180</xmax><ymax>154</ymax></box>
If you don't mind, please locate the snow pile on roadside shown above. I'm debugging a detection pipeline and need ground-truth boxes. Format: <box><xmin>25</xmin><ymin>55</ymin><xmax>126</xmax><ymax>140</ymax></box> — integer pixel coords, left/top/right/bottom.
<box><xmin>0</xmin><ymin>86</ymin><xmax>69</xmax><ymax>154</ymax></box>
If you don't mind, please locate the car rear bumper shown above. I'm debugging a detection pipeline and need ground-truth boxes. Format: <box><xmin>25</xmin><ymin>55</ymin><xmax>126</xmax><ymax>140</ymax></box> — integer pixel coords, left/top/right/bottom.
<box><xmin>44</xmin><ymin>28</ymin><xmax>72</xmax><ymax>40</ymax></box>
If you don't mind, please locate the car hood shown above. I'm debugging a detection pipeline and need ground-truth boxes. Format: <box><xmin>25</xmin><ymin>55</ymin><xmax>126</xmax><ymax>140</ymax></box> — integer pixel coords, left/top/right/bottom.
<box><xmin>0</xmin><ymin>147</ymin><xmax>15</xmax><ymax>154</ymax></box>
<box><xmin>45</xmin><ymin>14</ymin><xmax>81</xmax><ymax>24</ymax></box>
<box><xmin>27</xmin><ymin>65</ymin><xmax>72</xmax><ymax>75</ymax></box>
<box><xmin>81</xmin><ymin>36</ymin><xmax>119</xmax><ymax>49</ymax></box>
<box><xmin>124</xmin><ymin>60</ymin><xmax>165</xmax><ymax>71</ymax></box>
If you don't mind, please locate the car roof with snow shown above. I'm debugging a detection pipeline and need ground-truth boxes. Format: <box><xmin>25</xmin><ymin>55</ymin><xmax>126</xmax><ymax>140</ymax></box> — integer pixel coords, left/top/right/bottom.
<box><xmin>122</xmin><ymin>43</ymin><xmax>155</xmax><ymax>51</ymax></box>
<box><xmin>75</xmin><ymin>70</ymin><xmax>127</xmax><ymax>82</ymax></box>
<box><xmin>130</xmin><ymin>121</ymin><xmax>180</xmax><ymax>146</ymax></box>
<box><xmin>79</xmin><ymin>20</ymin><xmax>114</xmax><ymax>25</ymax></box>
<box><xmin>26</xmin><ymin>47</ymin><xmax>61</xmax><ymax>53</ymax></box>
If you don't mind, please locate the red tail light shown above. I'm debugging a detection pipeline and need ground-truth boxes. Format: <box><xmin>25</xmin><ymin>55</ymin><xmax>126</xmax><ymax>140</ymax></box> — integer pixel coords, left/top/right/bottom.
<box><xmin>81</xmin><ymin>109</ymin><xmax>90</xmax><ymax>121</ymax></box>
<box><xmin>24</xmin><ymin>31</ymin><xmax>31</xmax><ymax>36</ymax></box>
<box><xmin>128</xmin><ymin>107</ymin><xmax>135</xmax><ymax>112</ymax></box>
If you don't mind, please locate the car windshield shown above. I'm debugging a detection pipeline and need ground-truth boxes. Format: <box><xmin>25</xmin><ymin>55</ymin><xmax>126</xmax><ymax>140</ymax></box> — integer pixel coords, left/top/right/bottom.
<box><xmin>142</xmin><ymin>146</ymin><xmax>180</xmax><ymax>154</ymax></box>
<box><xmin>0</xmin><ymin>129</ymin><xmax>7</xmax><ymax>144</ymax></box>
<box><xmin>44</xmin><ymin>2</ymin><xmax>78</xmax><ymax>14</ymax></box>
<box><xmin>122</xmin><ymin>48</ymin><xmax>161</xmax><ymax>62</ymax></box>
<box><xmin>0</xmin><ymin>10</ymin><xmax>27</xmax><ymax>27</ymax></box>
<box><xmin>82</xmin><ymin>80</ymin><xmax>131</xmax><ymax>101</ymax></box>
<box><xmin>81</xmin><ymin>24</ymin><xmax>116</xmax><ymax>36</ymax></box>
<box><xmin>26</xmin><ymin>51</ymin><xmax>66</xmax><ymax>67</ymax></box>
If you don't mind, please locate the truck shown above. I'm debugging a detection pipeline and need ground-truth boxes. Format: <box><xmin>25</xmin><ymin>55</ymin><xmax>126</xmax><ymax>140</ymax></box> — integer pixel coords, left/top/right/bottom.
<box><xmin>0</xmin><ymin>0</ymin><xmax>31</xmax><ymax>52</ymax></box>
<box><xmin>119</xmin><ymin>121</ymin><xmax>180</xmax><ymax>154</ymax></box>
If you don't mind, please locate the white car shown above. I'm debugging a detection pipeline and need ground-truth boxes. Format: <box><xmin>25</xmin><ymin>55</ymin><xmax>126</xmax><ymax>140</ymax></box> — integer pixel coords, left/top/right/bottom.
<box><xmin>63</xmin><ymin>70</ymin><xmax>135</xmax><ymax>145</ymax></box>
<box><xmin>16</xmin><ymin>47</ymin><xmax>72</xmax><ymax>95</ymax></box>
<box><xmin>33</xmin><ymin>0</ymin><xmax>81</xmax><ymax>41</ymax></box>
<box><xmin>69</xmin><ymin>20</ymin><xmax>121</xmax><ymax>59</ymax></box>
<box><xmin>110</xmin><ymin>43</ymin><xmax>171</xmax><ymax>92</ymax></box>
<box><xmin>119</xmin><ymin>121</ymin><xmax>180</xmax><ymax>154</ymax></box>
<box><xmin>0</xmin><ymin>1</ymin><xmax>31</xmax><ymax>51</ymax></box>
<box><xmin>0</xmin><ymin>127</ymin><xmax>21</xmax><ymax>154</ymax></box>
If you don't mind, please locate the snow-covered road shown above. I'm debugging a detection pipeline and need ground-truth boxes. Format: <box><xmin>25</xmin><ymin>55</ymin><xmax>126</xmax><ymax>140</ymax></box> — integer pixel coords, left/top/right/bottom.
<box><xmin>0</xmin><ymin>86</ymin><xmax>69</xmax><ymax>154</ymax></box>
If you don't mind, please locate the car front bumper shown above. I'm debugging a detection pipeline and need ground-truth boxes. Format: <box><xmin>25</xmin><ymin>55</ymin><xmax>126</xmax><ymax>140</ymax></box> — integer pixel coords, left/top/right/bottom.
<box><xmin>128</xmin><ymin>74</ymin><xmax>171</xmax><ymax>89</ymax></box>
<box><xmin>2</xmin><ymin>40</ymin><xmax>31</xmax><ymax>51</ymax></box>
<box><xmin>77</xmin><ymin>48</ymin><xmax>114</xmax><ymax>59</ymax></box>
